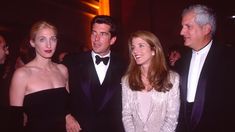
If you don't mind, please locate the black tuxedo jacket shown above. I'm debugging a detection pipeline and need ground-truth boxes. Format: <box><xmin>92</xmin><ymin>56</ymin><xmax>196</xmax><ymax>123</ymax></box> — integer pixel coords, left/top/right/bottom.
<box><xmin>176</xmin><ymin>41</ymin><xmax>235</xmax><ymax>132</ymax></box>
<box><xmin>64</xmin><ymin>51</ymin><xmax>126</xmax><ymax>132</ymax></box>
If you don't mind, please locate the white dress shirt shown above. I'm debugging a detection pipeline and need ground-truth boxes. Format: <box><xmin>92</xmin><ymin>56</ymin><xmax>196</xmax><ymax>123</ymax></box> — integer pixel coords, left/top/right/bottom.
<box><xmin>92</xmin><ymin>51</ymin><xmax>110</xmax><ymax>84</ymax></box>
<box><xmin>187</xmin><ymin>41</ymin><xmax>212</xmax><ymax>102</ymax></box>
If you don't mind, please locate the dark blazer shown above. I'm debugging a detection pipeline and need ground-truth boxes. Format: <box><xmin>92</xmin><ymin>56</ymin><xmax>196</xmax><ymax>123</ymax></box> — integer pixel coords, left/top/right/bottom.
<box><xmin>64</xmin><ymin>51</ymin><xmax>126</xmax><ymax>132</ymax></box>
<box><xmin>176</xmin><ymin>41</ymin><xmax>235</xmax><ymax>132</ymax></box>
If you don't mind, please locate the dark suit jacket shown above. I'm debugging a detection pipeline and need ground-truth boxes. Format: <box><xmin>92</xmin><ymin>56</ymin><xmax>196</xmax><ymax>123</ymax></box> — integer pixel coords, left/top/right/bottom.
<box><xmin>176</xmin><ymin>41</ymin><xmax>235</xmax><ymax>132</ymax></box>
<box><xmin>64</xmin><ymin>51</ymin><xmax>126</xmax><ymax>132</ymax></box>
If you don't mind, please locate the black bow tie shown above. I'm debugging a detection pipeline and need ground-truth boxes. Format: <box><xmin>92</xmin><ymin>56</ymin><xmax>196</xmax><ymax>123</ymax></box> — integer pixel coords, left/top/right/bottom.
<box><xmin>95</xmin><ymin>55</ymin><xmax>109</xmax><ymax>65</ymax></box>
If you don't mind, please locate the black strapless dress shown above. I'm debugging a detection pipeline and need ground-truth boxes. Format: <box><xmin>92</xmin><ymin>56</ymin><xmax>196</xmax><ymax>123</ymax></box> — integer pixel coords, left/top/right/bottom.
<box><xmin>23</xmin><ymin>87</ymin><xmax>69</xmax><ymax>132</ymax></box>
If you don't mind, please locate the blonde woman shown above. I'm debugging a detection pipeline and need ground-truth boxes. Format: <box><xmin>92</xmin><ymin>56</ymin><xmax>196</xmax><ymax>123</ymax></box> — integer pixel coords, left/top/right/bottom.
<box><xmin>9</xmin><ymin>21</ymin><xmax>80</xmax><ymax>132</ymax></box>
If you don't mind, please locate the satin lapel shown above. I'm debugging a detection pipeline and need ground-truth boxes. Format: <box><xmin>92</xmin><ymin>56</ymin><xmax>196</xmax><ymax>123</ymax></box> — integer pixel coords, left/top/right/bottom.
<box><xmin>80</xmin><ymin>53</ymin><xmax>95</xmax><ymax>103</ymax></box>
<box><xmin>191</xmin><ymin>43</ymin><xmax>216</xmax><ymax>129</ymax></box>
<box><xmin>99</xmin><ymin>57</ymin><xmax>122</xmax><ymax>110</ymax></box>
<box><xmin>180</xmin><ymin>51</ymin><xmax>192</xmax><ymax>129</ymax></box>
<box><xmin>181</xmin><ymin>51</ymin><xmax>192</xmax><ymax>108</ymax></box>
<box><xmin>190</xmin><ymin>75</ymin><xmax>206</xmax><ymax>129</ymax></box>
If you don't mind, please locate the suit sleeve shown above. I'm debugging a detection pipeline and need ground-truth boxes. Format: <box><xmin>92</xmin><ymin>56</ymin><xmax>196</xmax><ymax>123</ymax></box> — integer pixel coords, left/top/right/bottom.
<box><xmin>121</xmin><ymin>76</ymin><xmax>135</xmax><ymax>132</ymax></box>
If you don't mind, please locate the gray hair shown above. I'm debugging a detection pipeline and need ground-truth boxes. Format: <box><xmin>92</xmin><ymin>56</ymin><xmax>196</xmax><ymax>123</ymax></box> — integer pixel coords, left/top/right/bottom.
<box><xmin>182</xmin><ymin>4</ymin><xmax>216</xmax><ymax>36</ymax></box>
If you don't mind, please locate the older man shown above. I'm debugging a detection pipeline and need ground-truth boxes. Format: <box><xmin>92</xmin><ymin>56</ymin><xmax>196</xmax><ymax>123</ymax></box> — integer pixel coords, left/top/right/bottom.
<box><xmin>176</xmin><ymin>4</ymin><xmax>235</xmax><ymax>132</ymax></box>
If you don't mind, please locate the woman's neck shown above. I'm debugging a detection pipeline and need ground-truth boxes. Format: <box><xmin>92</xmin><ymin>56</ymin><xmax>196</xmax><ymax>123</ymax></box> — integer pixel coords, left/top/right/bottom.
<box><xmin>30</xmin><ymin>57</ymin><xmax>53</xmax><ymax>70</ymax></box>
<box><xmin>140</xmin><ymin>65</ymin><xmax>149</xmax><ymax>77</ymax></box>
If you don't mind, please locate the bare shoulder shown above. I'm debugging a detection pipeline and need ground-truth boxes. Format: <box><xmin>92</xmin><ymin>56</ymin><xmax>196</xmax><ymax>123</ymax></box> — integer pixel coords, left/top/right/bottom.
<box><xmin>56</xmin><ymin>63</ymin><xmax>68</xmax><ymax>71</ymax></box>
<box><xmin>10</xmin><ymin>65</ymin><xmax>33</xmax><ymax>90</ymax></box>
<box><xmin>13</xmin><ymin>65</ymin><xmax>32</xmax><ymax>79</ymax></box>
<box><xmin>55</xmin><ymin>63</ymin><xmax>68</xmax><ymax>75</ymax></box>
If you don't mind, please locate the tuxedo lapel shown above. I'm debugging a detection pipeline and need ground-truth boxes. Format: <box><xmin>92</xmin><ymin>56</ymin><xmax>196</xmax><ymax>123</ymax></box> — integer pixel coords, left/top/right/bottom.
<box><xmin>190</xmin><ymin>43</ymin><xmax>216</xmax><ymax>129</ymax></box>
<box><xmin>181</xmin><ymin>51</ymin><xmax>192</xmax><ymax>106</ymax></box>
<box><xmin>190</xmin><ymin>75</ymin><xmax>206</xmax><ymax>129</ymax></box>
<box><xmin>99</xmin><ymin>55</ymin><xmax>123</xmax><ymax>111</ymax></box>
<box><xmin>99</xmin><ymin>68</ymin><xmax>112</xmax><ymax>110</ymax></box>
<box><xmin>80</xmin><ymin>53</ymin><xmax>97</xmax><ymax>104</ymax></box>
<box><xmin>180</xmin><ymin>51</ymin><xmax>192</xmax><ymax>130</ymax></box>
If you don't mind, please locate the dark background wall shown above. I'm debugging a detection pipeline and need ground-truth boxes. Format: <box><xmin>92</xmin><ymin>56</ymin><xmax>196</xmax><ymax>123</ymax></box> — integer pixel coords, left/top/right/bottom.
<box><xmin>0</xmin><ymin>0</ymin><xmax>234</xmax><ymax>62</ymax></box>
<box><xmin>0</xmin><ymin>0</ymin><xmax>95</xmax><ymax>53</ymax></box>
<box><xmin>119</xmin><ymin>0</ymin><xmax>235</xmax><ymax>54</ymax></box>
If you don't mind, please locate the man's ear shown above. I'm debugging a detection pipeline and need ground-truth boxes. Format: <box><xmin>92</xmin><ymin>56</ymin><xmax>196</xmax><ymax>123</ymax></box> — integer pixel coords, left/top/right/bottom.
<box><xmin>30</xmin><ymin>40</ymin><xmax>35</xmax><ymax>47</ymax></box>
<box><xmin>110</xmin><ymin>36</ymin><xmax>117</xmax><ymax>45</ymax></box>
<box><xmin>203</xmin><ymin>24</ymin><xmax>212</xmax><ymax>35</ymax></box>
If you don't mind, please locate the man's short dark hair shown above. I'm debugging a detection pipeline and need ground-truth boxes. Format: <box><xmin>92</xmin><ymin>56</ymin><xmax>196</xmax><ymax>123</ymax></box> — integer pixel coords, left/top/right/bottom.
<box><xmin>91</xmin><ymin>15</ymin><xmax>117</xmax><ymax>38</ymax></box>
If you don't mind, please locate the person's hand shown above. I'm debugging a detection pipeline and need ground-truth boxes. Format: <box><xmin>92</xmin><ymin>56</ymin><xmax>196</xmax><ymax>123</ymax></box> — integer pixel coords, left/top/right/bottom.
<box><xmin>66</xmin><ymin>114</ymin><xmax>82</xmax><ymax>132</ymax></box>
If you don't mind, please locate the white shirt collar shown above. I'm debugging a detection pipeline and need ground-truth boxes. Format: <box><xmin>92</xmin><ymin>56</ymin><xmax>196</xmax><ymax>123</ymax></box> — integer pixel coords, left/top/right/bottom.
<box><xmin>91</xmin><ymin>51</ymin><xmax>111</xmax><ymax>84</ymax></box>
<box><xmin>192</xmin><ymin>40</ymin><xmax>212</xmax><ymax>55</ymax></box>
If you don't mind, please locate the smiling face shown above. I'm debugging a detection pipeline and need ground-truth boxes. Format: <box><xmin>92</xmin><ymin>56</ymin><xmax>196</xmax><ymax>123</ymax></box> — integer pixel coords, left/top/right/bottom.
<box><xmin>30</xmin><ymin>27</ymin><xmax>57</xmax><ymax>59</ymax></box>
<box><xmin>90</xmin><ymin>23</ymin><xmax>116</xmax><ymax>56</ymax></box>
<box><xmin>131</xmin><ymin>37</ymin><xmax>154</xmax><ymax>67</ymax></box>
<box><xmin>180</xmin><ymin>11</ymin><xmax>211</xmax><ymax>51</ymax></box>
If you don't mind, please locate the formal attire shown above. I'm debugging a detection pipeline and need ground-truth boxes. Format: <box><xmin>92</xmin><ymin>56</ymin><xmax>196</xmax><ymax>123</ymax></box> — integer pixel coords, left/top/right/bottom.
<box><xmin>64</xmin><ymin>51</ymin><xmax>126</xmax><ymax>132</ymax></box>
<box><xmin>176</xmin><ymin>40</ymin><xmax>235</xmax><ymax>132</ymax></box>
<box><xmin>122</xmin><ymin>71</ymin><xmax>180</xmax><ymax>132</ymax></box>
<box><xmin>23</xmin><ymin>87</ymin><xmax>68</xmax><ymax>132</ymax></box>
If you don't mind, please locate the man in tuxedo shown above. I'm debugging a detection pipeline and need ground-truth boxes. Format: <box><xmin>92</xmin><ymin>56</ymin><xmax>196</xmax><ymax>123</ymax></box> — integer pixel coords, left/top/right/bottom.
<box><xmin>64</xmin><ymin>15</ymin><xmax>126</xmax><ymax>132</ymax></box>
<box><xmin>176</xmin><ymin>4</ymin><xmax>235</xmax><ymax>132</ymax></box>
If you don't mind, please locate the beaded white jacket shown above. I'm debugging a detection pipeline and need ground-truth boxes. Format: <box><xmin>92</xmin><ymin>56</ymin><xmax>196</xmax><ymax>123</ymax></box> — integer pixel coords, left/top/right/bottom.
<box><xmin>122</xmin><ymin>71</ymin><xmax>180</xmax><ymax>132</ymax></box>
